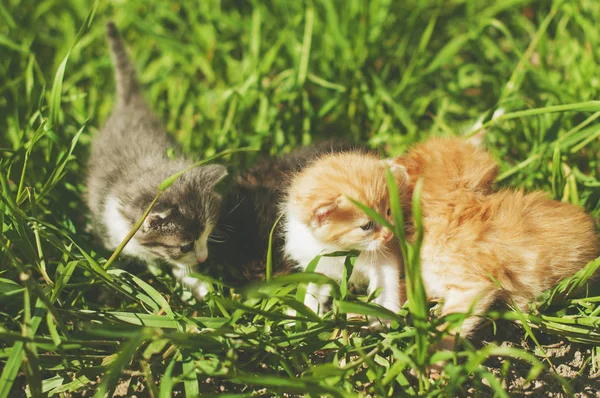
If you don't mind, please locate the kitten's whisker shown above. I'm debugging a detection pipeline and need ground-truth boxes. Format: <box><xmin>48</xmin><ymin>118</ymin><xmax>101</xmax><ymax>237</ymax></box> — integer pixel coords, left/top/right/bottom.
<box><xmin>227</xmin><ymin>197</ymin><xmax>245</xmax><ymax>215</ymax></box>
<box><xmin>379</xmin><ymin>244</ymin><xmax>391</xmax><ymax>256</ymax></box>
<box><xmin>219</xmin><ymin>224</ymin><xmax>237</xmax><ymax>233</ymax></box>
<box><xmin>211</xmin><ymin>226</ymin><xmax>234</xmax><ymax>239</ymax></box>
<box><xmin>208</xmin><ymin>236</ymin><xmax>226</xmax><ymax>243</ymax></box>
<box><xmin>366</xmin><ymin>248</ymin><xmax>375</xmax><ymax>266</ymax></box>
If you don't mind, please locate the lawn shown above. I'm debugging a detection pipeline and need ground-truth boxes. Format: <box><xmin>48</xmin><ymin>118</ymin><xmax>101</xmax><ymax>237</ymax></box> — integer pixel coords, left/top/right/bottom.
<box><xmin>1</xmin><ymin>0</ymin><xmax>600</xmax><ymax>396</ymax></box>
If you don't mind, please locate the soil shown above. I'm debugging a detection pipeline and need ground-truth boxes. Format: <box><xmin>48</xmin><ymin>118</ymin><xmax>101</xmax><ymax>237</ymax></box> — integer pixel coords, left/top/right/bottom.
<box><xmin>470</xmin><ymin>322</ymin><xmax>600</xmax><ymax>397</ymax></box>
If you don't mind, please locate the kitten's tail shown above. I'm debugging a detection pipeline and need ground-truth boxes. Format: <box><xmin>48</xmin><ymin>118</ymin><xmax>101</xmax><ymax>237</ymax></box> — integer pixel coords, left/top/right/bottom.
<box><xmin>106</xmin><ymin>21</ymin><xmax>140</xmax><ymax>105</ymax></box>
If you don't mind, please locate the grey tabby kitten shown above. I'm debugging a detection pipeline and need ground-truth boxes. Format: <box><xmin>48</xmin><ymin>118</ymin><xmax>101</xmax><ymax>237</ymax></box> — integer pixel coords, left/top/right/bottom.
<box><xmin>86</xmin><ymin>22</ymin><xmax>227</xmax><ymax>299</ymax></box>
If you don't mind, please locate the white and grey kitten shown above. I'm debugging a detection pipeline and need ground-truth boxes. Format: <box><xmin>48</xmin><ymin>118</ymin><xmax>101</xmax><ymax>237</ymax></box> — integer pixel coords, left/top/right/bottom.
<box><xmin>86</xmin><ymin>22</ymin><xmax>227</xmax><ymax>299</ymax></box>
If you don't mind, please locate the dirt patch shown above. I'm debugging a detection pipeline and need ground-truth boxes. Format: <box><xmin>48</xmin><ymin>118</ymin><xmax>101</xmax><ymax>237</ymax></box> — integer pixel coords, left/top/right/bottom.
<box><xmin>472</xmin><ymin>322</ymin><xmax>600</xmax><ymax>397</ymax></box>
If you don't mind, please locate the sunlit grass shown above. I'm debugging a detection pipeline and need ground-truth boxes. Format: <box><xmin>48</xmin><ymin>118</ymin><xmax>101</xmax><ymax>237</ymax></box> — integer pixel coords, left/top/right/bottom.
<box><xmin>1</xmin><ymin>0</ymin><xmax>599</xmax><ymax>395</ymax></box>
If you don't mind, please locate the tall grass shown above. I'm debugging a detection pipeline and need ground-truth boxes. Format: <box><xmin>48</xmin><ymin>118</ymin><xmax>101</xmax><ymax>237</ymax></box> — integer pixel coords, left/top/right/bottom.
<box><xmin>1</xmin><ymin>0</ymin><xmax>599</xmax><ymax>395</ymax></box>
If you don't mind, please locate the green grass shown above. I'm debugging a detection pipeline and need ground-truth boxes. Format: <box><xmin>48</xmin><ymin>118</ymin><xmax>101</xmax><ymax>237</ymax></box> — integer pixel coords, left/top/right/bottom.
<box><xmin>1</xmin><ymin>0</ymin><xmax>600</xmax><ymax>396</ymax></box>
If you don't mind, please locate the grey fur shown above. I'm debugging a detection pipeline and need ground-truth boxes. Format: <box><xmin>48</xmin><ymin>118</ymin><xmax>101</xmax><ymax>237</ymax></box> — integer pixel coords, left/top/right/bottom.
<box><xmin>86</xmin><ymin>22</ymin><xmax>226</xmax><ymax>296</ymax></box>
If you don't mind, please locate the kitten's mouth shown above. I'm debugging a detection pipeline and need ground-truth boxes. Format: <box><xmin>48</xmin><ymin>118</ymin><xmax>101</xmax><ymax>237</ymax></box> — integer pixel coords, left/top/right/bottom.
<box><xmin>366</xmin><ymin>241</ymin><xmax>380</xmax><ymax>251</ymax></box>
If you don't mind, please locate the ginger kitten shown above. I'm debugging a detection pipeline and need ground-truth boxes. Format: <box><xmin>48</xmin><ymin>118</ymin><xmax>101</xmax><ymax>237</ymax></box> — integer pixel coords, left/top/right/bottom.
<box><xmin>392</xmin><ymin>137</ymin><xmax>599</xmax><ymax>343</ymax></box>
<box><xmin>86</xmin><ymin>23</ymin><xmax>227</xmax><ymax>299</ymax></box>
<box><xmin>283</xmin><ymin>151</ymin><xmax>411</xmax><ymax>319</ymax></box>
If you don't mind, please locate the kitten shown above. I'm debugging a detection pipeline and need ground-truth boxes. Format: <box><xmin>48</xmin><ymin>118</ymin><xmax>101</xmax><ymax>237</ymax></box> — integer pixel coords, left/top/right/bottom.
<box><xmin>282</xmin><ymin>151</ymin><xmax>411</xmax><ymax>320</ymax></box>
<box><xmin>86</xmin><ymin>22</ymin><xmax>227</xmax><ymax>299</ymax></box>
<box><xmin>392</xmin><ymin>137</ymin><xmax>599</xmax><ymax>344</ymax></box>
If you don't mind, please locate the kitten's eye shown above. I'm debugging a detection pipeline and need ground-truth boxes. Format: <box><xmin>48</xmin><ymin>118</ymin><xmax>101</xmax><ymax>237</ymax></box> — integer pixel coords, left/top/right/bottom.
<box><xmin>180</xmin><ymin>242</ymin><xmax>194</xmax><ymax>253</ymax></box>
<box><xmin>386</xmin><ymin>208</ymin><xmax>391</xmax><ymax>217</ymax></box>
<box><xmin>360</xmin><ymin>221</ymin><xmax>374</xmax><ymax>231</ymax></box>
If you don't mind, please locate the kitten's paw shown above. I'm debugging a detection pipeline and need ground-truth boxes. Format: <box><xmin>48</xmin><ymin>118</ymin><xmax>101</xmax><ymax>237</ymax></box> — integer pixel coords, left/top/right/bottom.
<box><xmin>181</xmin><ymin>274</ymin><xmax>210</xmax><ymax>301</ymax></box>
<box><xmin>285</xmin><ymin>307</ymin><xmax>297</xmax><ymax>318</ymax></box>
<box><xmin>173</xmin><ymin>266</ymin><xmax>211</xmax><ymax>302</ymax></box>
<box><xmin>281</xmin><ymin>307</ymin><xmax>298</xmax><ymax>328</ymax></box>
<box><xmin>189</xmin><ymin>280</ymin><xmax>210</xmax><ymax>301</ymax></box>
<box><xmin>304</xmin><ymin>283</ymin><xmax>331</xmax><ymax>316</ymax></box>
<box><xmin>303</xmin><ymin>299</ymin><xmax>322</xmax><ymax>316</ymax></box>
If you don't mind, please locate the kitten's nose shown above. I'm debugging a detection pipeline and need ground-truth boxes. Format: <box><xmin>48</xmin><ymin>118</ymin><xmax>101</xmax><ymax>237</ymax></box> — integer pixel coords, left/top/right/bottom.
<box><xmin>196</xmin><ymin>251</ymin><xmax>208</xmax><ymax>264</ymax></box>
<box><xmin>381</xmin><ymin>228</ymin><xmax>393</xmax><ymax>242</ymax></box>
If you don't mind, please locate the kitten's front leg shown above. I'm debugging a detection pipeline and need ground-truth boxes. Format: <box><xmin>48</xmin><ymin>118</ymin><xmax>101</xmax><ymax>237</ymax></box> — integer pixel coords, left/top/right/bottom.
<box><xmin>437</xmin><ymin>285</ymin><xmax>498</xmax><ymax>348</ymax></box>
<box><xmin>301</xmin><ymin>256</ymin><xmax>344</xmax><ymax>316</ymax></box>
<box><xmin>304</xmin><ymin>282</ymin><xmax>333</xmax><ymax>315</ymax></box>
<box><xmin>371</xmin><ymin>265</ymin><xmax>402</xmax><ymax>314</ymax></box>
<box><xmin>366</xmin><ymin>248</ymin><xmax>404</xmax><ymax>328</ymax></box>
<box><xmin>172</xmin><ymin>266</ymin><xmax>210</xmax><ymax>301</ymax></box>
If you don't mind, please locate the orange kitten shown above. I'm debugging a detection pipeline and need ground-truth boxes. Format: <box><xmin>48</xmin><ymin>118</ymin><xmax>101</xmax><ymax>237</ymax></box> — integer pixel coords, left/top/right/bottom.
<box><xmin>392</xmin><ymin>137</ymin><xmax>599</xmax><ymax>343</ymax></box>
<box><xmin>283</xmin><ymin>152</ymin><xmax>411</xmax><ymax>319</ymax></box>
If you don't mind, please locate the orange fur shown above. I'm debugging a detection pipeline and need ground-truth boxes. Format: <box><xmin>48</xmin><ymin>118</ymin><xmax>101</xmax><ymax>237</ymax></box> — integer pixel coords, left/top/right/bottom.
<box><xmin>393</xmin><ymin>137</ymin><xmax>599</xmax><ymax>340</ymax></box>
<box><xmin>283</xmin><ymin>151</ymin><xmax>411</xmax><ymax>318</ymax></box>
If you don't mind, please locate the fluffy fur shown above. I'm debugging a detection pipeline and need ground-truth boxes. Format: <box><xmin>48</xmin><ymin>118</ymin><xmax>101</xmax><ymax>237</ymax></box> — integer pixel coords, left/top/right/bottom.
<box><xmin>283</xmin><ymin>151</ymin><xmax>411</xmax><ymax>319</ymax></box>
<box><xmin>86</xmin><ymin>22</ymin><xmax>227</xmax><ymax>299</ymax></box>
<box><xmin>392</xmin><ymin>137</ymin><xmax>599</xmax><ymax>342</ymax></box>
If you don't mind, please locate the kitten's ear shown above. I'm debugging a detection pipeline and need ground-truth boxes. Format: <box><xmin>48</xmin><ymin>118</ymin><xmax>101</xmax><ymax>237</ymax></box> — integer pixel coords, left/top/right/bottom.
<box><xmin>311</xmin><ymin>196</ymin><xmax>344</xmax><ymax>228</ymax></box>
<box><xmin>142</xmin><ymin>208</ymin><xmax>173</xmax><ymax>232</ymax></box>
<box><xmin>203</xmin><ymin>164</ymin><xmax>228</xmax><ymax>187</ymax></box>
<box><xmin>383</xmin><ymin>159</ymin><xmax>409</xmax><ymax>182</ymax></box>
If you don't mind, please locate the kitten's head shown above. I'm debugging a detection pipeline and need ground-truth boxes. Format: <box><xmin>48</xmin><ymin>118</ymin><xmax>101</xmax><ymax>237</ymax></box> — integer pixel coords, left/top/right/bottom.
<box><xmin>286</xmin><ymin>152</ymin><xmax>410</xmax><ymax>252</ymax></box>
<box><xmin>129</xmin><ymin>164</ymin><xmax>228</xmax><ymax>268</ymax></box>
